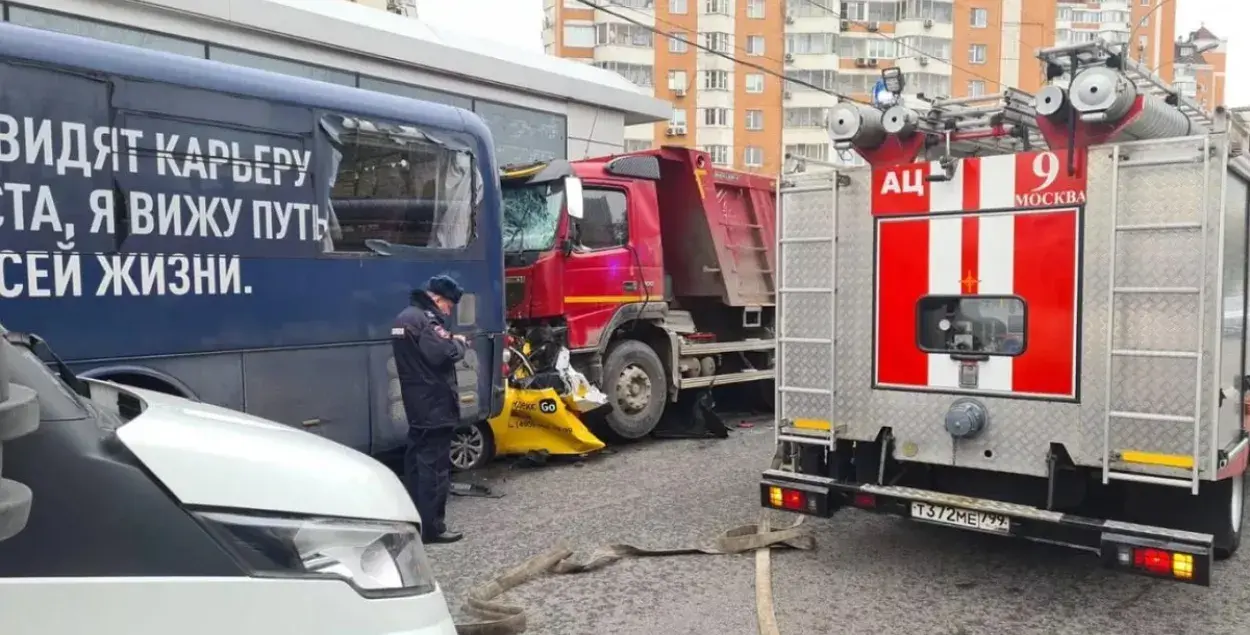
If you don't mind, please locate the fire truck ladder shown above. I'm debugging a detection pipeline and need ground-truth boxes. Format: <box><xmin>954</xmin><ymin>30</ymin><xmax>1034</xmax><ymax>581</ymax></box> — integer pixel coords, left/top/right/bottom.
<box><xmin>774</xmin><ymin>162</ymin><xmax>840</xmax><ymax>451</ymax></box>
<box><xmin>908</xmin><ymin>88</ymin><xmax>1047</xmax><ymax>156</ymax></box>
<box><xmin>1098</xmin><ymin>130</ymin><xmax>1212</xmax><ymax>496</ymax></box>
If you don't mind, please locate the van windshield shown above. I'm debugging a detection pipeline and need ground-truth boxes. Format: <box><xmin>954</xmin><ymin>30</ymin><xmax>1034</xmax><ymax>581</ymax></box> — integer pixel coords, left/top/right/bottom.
<box><xmin>0</xmin><ymin>327</ymin><xmax>89</xmax><ymax>422</ymax></box>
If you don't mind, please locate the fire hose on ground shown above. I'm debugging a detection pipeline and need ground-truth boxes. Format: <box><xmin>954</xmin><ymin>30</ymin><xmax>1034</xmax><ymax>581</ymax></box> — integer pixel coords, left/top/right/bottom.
<box><xmin>452</xmin><ymin>452</ymin><xmax>814</xmax><ymax>635</ymax></box>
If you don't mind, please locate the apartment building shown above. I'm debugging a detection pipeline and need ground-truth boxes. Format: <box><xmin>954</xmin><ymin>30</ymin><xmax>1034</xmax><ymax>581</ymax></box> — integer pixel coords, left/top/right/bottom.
<box><xmin>545</xmin><ymin>0</ymin><xmax>1179</xmax><ymax>172</ymax></box>
<box><xmin>1173</xmin><ymin>26</ymin><xmax>1226</xmax><ymax>113</ymax></box>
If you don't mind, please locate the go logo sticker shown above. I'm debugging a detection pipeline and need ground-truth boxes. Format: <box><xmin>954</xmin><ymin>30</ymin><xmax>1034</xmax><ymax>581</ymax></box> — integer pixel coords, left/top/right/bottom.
<box><xmin>538</xmin><ymin>398</ymin><xmax>558</xmax><ymax>414</ymax></box>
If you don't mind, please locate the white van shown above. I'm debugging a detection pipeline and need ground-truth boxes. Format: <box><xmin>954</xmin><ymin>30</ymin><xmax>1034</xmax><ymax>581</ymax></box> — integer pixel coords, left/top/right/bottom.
<box><xmin>0</xmin><ymin>327</ymin><xmax>456</xmax><ymax>634</ymax></box>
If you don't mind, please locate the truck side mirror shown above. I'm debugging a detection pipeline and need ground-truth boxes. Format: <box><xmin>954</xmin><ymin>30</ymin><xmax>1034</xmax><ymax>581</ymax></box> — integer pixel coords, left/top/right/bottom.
<box><xmin>564</xmin><ymin>176</ymin><xmax>584</xmax><ymax>219</ymax></box>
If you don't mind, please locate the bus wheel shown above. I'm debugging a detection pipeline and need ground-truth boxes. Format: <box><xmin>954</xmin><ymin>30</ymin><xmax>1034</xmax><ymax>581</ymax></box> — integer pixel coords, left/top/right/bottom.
<box><xmin>450</xmin><ymin>421</ymin><xmax>494</xmax><ymax>472</ymax></box>
<box><xmin>602</xmin><ymin>340</ymin><xmax>667</xmax><ymax>441</ymax></box>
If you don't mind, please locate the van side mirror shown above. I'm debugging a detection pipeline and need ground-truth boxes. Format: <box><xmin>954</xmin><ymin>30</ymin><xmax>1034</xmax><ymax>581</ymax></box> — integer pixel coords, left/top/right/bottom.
<box><xmin>564</xmin><ymin>176</ymin><xmax>584</xmax><ymax>219</ymax></box>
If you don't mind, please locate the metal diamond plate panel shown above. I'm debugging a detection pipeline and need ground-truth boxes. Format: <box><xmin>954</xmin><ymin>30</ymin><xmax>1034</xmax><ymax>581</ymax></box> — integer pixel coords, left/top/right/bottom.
<box><xmin>780</xmin><ymin>294</ymin><xmax>831</xmax><ymax>340</ymax></box>
<box><xmin>801</xmin><ymin>138</ymin><xmax>1236</xmax><ymax>481</ymax></box>
<box><xmin>780</xmin><ymin>177</ymin><xmax>835</xmax><ymax>239</ymax></box>
<box><xmin>782</xmin><ymin>242</ymin><xmax>835</xmax><ymax>290</ymax></box>
<box><xmin>1113</xmin><ymin>294</ymin><xmax>1201</xmax><ymax>353</ymax></box>
<box><xmin>780</xmin><ymin>341</ymin><xmax>832</xmax><ymax>390</ymax></box>
<box><xmin>781</xmin><ymin>390</ymin><xmax>833</xmax><ymax>426</ymax></box>
<box><xmin>1078</xmin><ymin>137</ymin><xmax>1225</xmax><ymax>476</ymax></box>
<box><xmin>777</xmin><ymin>174</ymin><xmax>839</xmax><ymax>432</ymax></box>
<box><xmin>1114</xmin><ymin>230</ymin><xmax>1204</xmax><ymax>289</ymax></box>
<box><xmin>1113</xmin><ymin>158</ymin><xmax>1211</xmax><ymax>226</ymax></box>
<box><xmin>1111</xmin><ymin>356</ymin><xmax>1198</xmax><ymax>419</ymax></box>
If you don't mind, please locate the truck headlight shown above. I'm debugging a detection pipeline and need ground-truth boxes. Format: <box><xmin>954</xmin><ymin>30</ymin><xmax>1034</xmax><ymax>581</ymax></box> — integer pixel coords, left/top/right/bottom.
<box><xmin>196</xmin><ymin>510</ymin><xmax>437</xmax><ymax>596</ymax></box>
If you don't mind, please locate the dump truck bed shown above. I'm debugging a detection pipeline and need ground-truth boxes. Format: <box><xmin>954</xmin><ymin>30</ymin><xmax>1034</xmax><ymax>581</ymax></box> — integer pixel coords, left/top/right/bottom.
<box><xmin>641</xmin><ymin>147</ymin><xmax>777</xmax><ymax>307</ymax></box>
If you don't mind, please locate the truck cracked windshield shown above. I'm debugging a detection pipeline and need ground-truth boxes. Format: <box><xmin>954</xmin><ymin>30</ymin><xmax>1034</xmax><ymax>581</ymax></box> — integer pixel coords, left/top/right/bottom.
<box><xmin>501</xmin><ymin>167</ymin><xmax>583</xmax><ymax>262</ymax></box>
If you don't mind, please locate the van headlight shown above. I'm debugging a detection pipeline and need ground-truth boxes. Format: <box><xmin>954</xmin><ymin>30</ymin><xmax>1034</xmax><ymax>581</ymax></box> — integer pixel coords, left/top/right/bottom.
<box><xmin>196</xmin><ymin>510</ymin><xmax>436</xmax><ymax>596</ymax></box>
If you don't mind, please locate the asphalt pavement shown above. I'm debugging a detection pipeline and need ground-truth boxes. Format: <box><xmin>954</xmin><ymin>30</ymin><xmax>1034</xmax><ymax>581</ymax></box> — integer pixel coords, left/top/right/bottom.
<box><xmin>427</xmin><ymin>418</ymin><xmax>1250</xmax><ymax>635</ymax></box>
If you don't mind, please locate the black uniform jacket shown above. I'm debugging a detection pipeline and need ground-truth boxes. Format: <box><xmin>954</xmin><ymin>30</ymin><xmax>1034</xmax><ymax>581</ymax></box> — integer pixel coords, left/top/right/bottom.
<box><xmin>392</xmin><ymin>292</ymin><xmax>468</xmax><ymax>429</ymax></box>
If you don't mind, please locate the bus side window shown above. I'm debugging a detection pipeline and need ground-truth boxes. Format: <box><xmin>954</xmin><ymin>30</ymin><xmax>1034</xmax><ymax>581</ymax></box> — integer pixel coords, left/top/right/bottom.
<box><xmin>319</xmin><ymin>113</ymin><xmax>478</xmax><ymax>254</ymax></box>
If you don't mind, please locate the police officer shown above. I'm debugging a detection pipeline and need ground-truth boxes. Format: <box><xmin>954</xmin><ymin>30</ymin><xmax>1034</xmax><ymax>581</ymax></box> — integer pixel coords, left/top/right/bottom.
<box><xmin>392</xmin><ymin>274</ymin><xmax>470</xmax><ymax>544</ymax></box>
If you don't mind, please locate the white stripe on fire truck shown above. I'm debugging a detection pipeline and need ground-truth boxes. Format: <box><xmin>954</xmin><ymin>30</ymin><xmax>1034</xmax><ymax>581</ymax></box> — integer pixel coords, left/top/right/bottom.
<box><xmin>977</xmin><ymin>214</ymin><xmax>1015</xmax><ymax>391</ymax></box>
<box><xmin>928</xmin><ymin>158</ymin><xmax>965</xmax><ymax>212</ymax></box>
<box><xmin>978</xmin><ymin>154</ymin><xmax>1017</xmax><ymax>210</ymax></box>
<box><xmin>927</xmin><ymin>216</ymin><xmax>963</xmax><ymax>389</ymax></box>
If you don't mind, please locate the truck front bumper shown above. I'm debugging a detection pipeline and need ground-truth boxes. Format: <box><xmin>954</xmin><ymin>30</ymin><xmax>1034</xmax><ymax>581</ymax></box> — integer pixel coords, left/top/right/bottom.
<box><xmin>760</xmin><ymin>468</ymin><xmax>1216</xmax><ymax>586</ymax></box>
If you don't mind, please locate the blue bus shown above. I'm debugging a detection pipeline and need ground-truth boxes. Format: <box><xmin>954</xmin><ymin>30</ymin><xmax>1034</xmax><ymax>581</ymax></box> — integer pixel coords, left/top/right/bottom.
<box><xmin>0</xmin><ymin>22</ymin><xmax>505</xmax><ymax>455</ymax></box>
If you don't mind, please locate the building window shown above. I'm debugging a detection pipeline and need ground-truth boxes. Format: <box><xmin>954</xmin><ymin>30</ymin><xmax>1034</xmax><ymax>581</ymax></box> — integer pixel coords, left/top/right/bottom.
<box><xmin>745</xmin><ymin>73</ymin><xmax>766</xmax><ymax>93</ymax></box>
<box><xmin>702</xmin><ymin>107</ymin><xmax>732</xmax><ymax>127</ymax></box>
<box><xmin>592</xmin><ymin>61</ymin><xmax>655</xmax><ymax>86</ymax></box>
<box><xmin>784</xmin><ymin>143</ymin><xmax>829</xmax><ymax>162</ymax></box>
<box><xmin>702</xmin><ymin>70</ymin><xmax>730</xmax><ymax>90</ymax></box>
<box><xmin>705</xmin><ymin>0</ymin><xmax>731</xmax><ymax>15</ymax></box>
<box><xmin>596</xmin><ymin>23</ymin><xmax>654</xmax><ymax>47</ymax></box>
<box><xmin>967</xmin><ymin>80</ymin><xmax>986</xmax><ymax>97</ymax></box>
<box><xmin>7</xmin><ymin>5</ymin><xmax>206</xmax><ymax>58</ymax></box>
<box><xmin>669</xmin><ymin>31</ymin><xmax>690</xmax><ymax>53</ymax></box>
<box><xmin>670</xmin><ymin>0</ymin><xmax>689</xmax><ymax>13</ymax></box>
<box><xmin>576</xmin><ymin>189</ymin><xmax>630</xmax><ymax>250</ymax></box>
<box><xmin>670</xmin><ymin>108</ymin><xmax>688</xmax><ymax>127</ymax></box>
<box><xmin>359</xmin><ymin>77</ymin><xmax>473</xmax><ymax>110</ymax></box>
<box><xmin>703</xmin><ymin>32</ymin><xmax>732</xmax><ymax>53</ymax></box>
<box><xmin>786</xmin><ymin>33</ymin><xmax>837</xmax><ymax>55</ymax></box>
<box><xmin>784</xmin><ymin>107</ymin><xmax>828</xmax><ymax>128</ymax></box>
<box><xmin>969</xmin><ymin>44</ymin><xmax>987</xmax><ymax>64</ymax></box>
<box><xmin>747</xmin><ymin>0</ymin><xmax>766</xmax><ymax>18</ymax></box>
<box><xmin>1139</xmin><ymin>34</ymin><xmax>1148</xmax><ymax>50</ymax></box>
<box><xmin>866</xmin><ymin>39</ymin><xmax>895</xmax><ymax>59</ymax></box>
<box><xmin>667</xmin><ymin>70</ymin><xmax>689</xmax><ymax>92</ymax></box>
<box><xmin>563</xmin><ymin>24</ymin><xmax>596</xmax><ymax>48</ymax></box>
<box><xmin>746</xmin><ymin>35</ymin><xmax>766</xmax><ymax>56</ymax></box>
<box><xmin>209</xmin><ymin>47</ymin><xmax>356</xmax><ymax>86</ymax></box>
<box><xmin>474</xmin><ymin>101</ymin><xmax>568</xmax><ymax>166</ymax></box>
<box><xmin>745</xmin><ymin>109</ymin><xmax>764</xmax><ymax>130</ymax></box>
<box><xmin>743</xmin><ymin>146</ymin><xmax>764</xmax><ymax>167</ymax></box>
<box><xmin>703</xmin><ymin>145</ymin><xmax>731</xmax><ymax>166</ymax></box>
<box><xmin>970</xmin><ymin>8</ymin><xmax>988</xmax><ymax>28</ymax></box>
<box><xmin>785</xmin><ymin>69</ymin><xmax>838</xmax><ymax>92</ymax></box>
<box><xmin>625</xmin><ymin>139</ymin><xmax>653</xmax><ymax>152</ymax></box>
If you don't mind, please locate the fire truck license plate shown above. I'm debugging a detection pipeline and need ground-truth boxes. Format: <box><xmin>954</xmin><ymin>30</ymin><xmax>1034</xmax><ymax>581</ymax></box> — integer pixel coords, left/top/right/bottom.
<box><xmin>910</xmin><ymin>502</ymin><xmax>1010</xmax><ymax>534</ymax></box>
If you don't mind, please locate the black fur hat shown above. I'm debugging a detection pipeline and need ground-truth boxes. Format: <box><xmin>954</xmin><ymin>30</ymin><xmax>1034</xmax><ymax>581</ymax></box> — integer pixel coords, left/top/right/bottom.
<box><xmin>425</xmin><ymin>274</ymin><xmax>464</xmax><ymax>304</ymax></box>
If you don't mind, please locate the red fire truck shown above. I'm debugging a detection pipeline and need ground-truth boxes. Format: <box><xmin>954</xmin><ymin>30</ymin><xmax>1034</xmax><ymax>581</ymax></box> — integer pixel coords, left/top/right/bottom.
<box><xmin>761</xmin><ymin>41</ymin><xmax>1250</xmax><ymax>586</ymax></box>
<box><xmin>498</xmin><ymin>148</ymin><xmax>777</xmax><ymax>440</ymax></box>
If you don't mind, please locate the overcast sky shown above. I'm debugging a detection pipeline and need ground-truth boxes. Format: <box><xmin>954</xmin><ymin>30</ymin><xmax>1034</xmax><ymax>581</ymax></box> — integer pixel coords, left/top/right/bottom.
<box><xmin>419</xmin><ymin>0</ymin><xmax>1245</xmax><ymax>104</ymax></box>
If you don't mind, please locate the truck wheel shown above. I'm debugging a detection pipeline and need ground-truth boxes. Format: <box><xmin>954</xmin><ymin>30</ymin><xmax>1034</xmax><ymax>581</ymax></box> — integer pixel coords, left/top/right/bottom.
<box><xmin>602</xmin><ymin>340</ymin><xmax>667</xmax><ymax>441</ymax></box>
<box><xmin>1209</xmin><ymin>471</ymin><xmax>1246</xmax><ymax>560</ymax></box>
<box><xmin>450</xmin><ymin>421</ymin><xmax>495</xmax><ymax>472</ymax></box>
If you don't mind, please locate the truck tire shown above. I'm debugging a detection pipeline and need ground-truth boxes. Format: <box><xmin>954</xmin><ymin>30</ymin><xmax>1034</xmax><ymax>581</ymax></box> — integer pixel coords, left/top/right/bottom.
<box><xmin>602</xmin><ymin>340</ymin><xmax>667</xmax><ymax>441</ymax></box>
<box><xmin>1208</xmin><ymin>471</ymin><xmax>1245</xmax><ymax>560</ymax></box>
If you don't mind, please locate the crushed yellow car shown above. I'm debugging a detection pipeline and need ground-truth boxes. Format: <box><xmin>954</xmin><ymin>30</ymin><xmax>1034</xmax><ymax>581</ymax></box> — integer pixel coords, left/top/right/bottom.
<box><xmin>450</xmin><ymin>342</ymin><xmax>608</xmax><ymax>471</ymax></box>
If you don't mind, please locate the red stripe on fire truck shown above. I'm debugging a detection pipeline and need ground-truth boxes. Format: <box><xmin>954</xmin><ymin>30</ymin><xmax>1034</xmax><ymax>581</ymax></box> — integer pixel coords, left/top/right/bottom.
<box><xmin>872</xmin><ymin>150</ymin><xmax>1084</xmax><ymax>398</ymax></box>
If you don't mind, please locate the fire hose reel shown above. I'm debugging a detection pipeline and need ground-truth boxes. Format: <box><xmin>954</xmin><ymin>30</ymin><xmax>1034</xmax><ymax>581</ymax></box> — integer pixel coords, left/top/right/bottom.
<box><xmin>945</xmin><ymin>398</ymin><xmax>989</xmax><ymax>440</ymax></box>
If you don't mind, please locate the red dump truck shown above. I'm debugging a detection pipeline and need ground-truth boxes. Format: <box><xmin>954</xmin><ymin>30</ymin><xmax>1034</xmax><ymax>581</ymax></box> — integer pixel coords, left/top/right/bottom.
<box><xmin>497</xmin><ymin>147</ymin><xmax>778</xmax><ymax>440</ymax></box>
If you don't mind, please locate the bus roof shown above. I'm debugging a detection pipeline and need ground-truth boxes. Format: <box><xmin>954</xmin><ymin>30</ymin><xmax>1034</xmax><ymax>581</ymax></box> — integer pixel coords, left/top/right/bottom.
<box><xmin>0</xmin><ymin>21</ymin><xmax>488</xmax><ymax>147</ymax></box>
